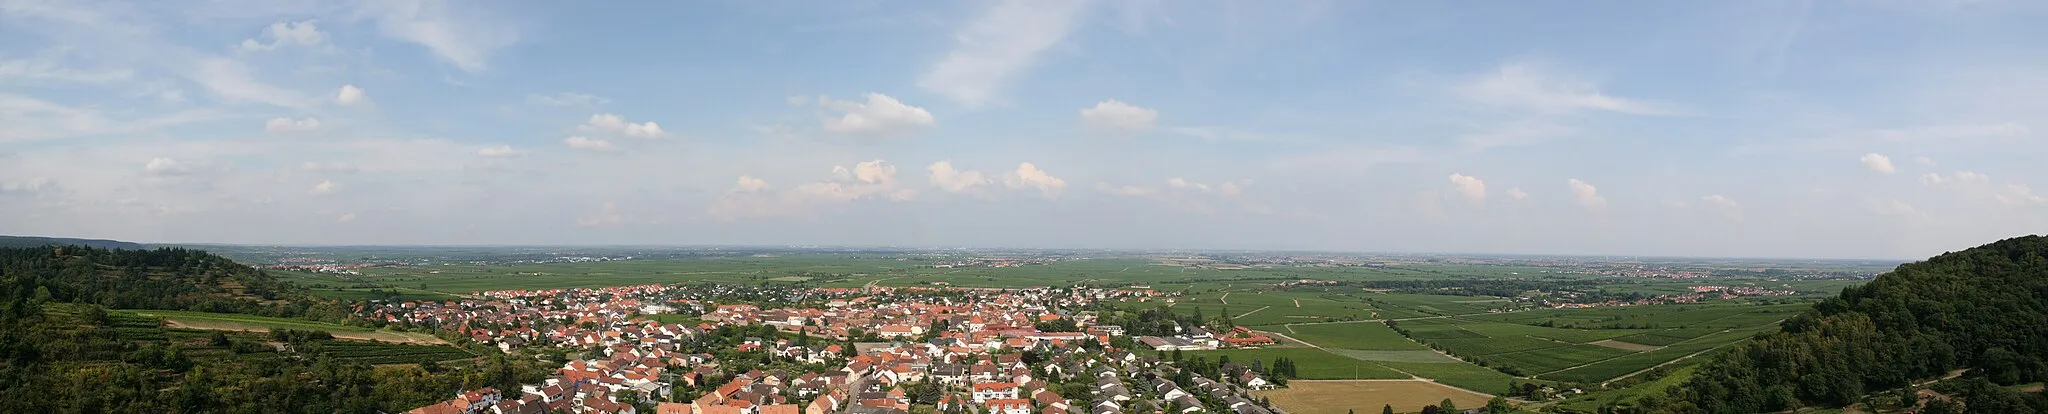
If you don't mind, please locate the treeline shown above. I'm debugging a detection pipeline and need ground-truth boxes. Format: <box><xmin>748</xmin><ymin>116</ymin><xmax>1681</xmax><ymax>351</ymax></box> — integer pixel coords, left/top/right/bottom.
<box><xmin>1633</xmin><ymin>235</ymin><xmax>2048</xmax><ymax>413</ymax></box>
<box><xmin>0</xmin><ymin>246</ymin><xmax>345</xmax><ymax>319</ymax></box>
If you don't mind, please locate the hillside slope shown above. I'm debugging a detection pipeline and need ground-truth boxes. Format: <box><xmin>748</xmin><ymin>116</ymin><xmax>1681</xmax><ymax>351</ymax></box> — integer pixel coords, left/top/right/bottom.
<box><xmin>0</xmin><ymin>235</ymin><xmax>145</xmax><ymax>250</ymax></box>
<box><xmin>1648</xmin><ymin>235</ymin><xmax>2048</xmax><ymax>413</ymax></box>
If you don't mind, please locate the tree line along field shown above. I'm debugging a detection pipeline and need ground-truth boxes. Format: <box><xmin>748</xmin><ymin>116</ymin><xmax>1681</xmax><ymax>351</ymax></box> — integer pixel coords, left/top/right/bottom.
<box><xmin>47</xmin><ymin>304</ymin><xmax>477</xmax><ymax>366</ymax></box>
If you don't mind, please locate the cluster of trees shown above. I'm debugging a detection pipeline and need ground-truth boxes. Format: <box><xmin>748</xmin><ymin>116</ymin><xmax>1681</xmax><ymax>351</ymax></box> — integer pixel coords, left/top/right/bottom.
<box><xmin>1631</xmin><ymin>236</ymin><xmax>2048</xmax><ymax>413</ymax></box>
<box><xmin>0</xmin><ymin>246</ymin><xmax>555</xmax><ymax>412</ymax></box>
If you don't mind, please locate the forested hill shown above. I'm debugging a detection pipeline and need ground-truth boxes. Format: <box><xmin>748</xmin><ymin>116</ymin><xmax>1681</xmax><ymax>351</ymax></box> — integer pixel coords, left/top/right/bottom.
<box><xmin>1663</xmin><ymin>235</ymin><xmax>2048</xmax><ymax>413</ymax></box>
<box><xmin>0</xmin><ymin>246</ymin><xmax>327</xmax><ymax>317</ymax></box>
<box><xmin>0</xmin><ymin>235</ymin><xmax>145</xmax><ymax>250</ymax></box>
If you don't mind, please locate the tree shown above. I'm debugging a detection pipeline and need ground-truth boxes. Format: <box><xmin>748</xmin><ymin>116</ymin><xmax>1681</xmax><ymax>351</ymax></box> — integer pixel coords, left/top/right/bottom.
<box><xmin>1383</xmin><ymin>404</ymin><xmax>1395</xmax><ymax>414</ymax></box>
<box><xmin>1484</xmin><ymin>396</ymin><xmax>1512</xmax><ymax>414</ymax></box>
<box><xmin>1438</xmin><ymin>398</ymin><xmax>1456</xmax><ymax>413</ymax></box>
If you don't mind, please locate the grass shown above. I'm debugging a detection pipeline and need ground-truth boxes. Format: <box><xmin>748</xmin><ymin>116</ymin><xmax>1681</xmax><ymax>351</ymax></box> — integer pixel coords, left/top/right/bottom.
<box><xmin>1256</xmin><ymin>380</ymin><xmax>1494</xmax><ymax>414</ymax></box>
<box><xmin>1376</xmin><ymin>360</ymin><xmax>1530</xmax><ymax>395</ymax></box>
<box><xmin>637</xmin><ymin>314</ymin><xmax>707</xmax><ymax>325</ymax></box>
<box><xmin>317</xmin><ymin>340</ymin><xmax>477</xmax><ymax>365</ymax></box>
<box><xmin>1187</xmin><ymin>348</ymin><xmax>1410</xmax><ymax>380</ymax></box>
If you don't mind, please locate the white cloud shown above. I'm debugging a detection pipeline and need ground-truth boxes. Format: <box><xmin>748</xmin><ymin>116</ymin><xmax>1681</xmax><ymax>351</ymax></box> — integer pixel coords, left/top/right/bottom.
<box><xmin>1458</xmin><ymin>62</ymin><xmax>1676</xmax><ymax>116</ymax></box>
<box><xmin>733</xmin><ymin>175</ymin><xmax>767</xmax><ymax>193</ymax></box>
<box><xmin>194</xmin><ymin>58</ymin><xmax>307</xmax><ymax>108</ymax></box>
<box><xmin>709</xmin><ymin>160</ymin><xmax>915</xmax><ymax>219</ymax></box>
<box><xmin>311</xmin><ymin>179</ymin><xmax>338</xmax><ymax>196</ymax></box>
<box><xmin>1996</xmin><ymin>185</ymin><xmax>2048</xmax><ymax>207</ymax></box>
<box><xmin>1920</xmin><ymin>171</ymin><xmax>1989</xmax><ymax>186</ymax></box>
<box><xmin>144</xmin><ymin>157</ymin><xmax>190</xmax><ymax>176</ymax></box>
<box><xmin>1167</xmin><ymin>177</ymin><xmax>1210</xmax><ymax>193</ymax></box>
<box><xmin>1447</xmin><ymin>173</ymin><xmax>1487</xmax><ymax>203</ymax></box>
<box><xmin>1507</xmin><ymin>188</ymin><xmax>1530</xmax><ymax>200</ymax></box>
<box><xmin>917</xmin><ymin>0</ymin><xmax>1090</xmax><ymax>106</ymax></box>
<box><xmin>1914</xmin><ymin>156</ymin><xmax>1935</xmax><ymax>166</ymax></box>
<box><xmin>476</xmin><ymin>145</ymin><xmax>519</xmax><ymax>157</ymax></box>
<box><xmin>355</xmin><ymin>0</ymin><xmax>521</xmax><ymax>72</ymax></box>
<box><xmin>1002</xmin><ymin>162</ymin><xmax>1067</xmax><ymax>198</ymax></box>
<box><xmin>1701</xmin><ymin>194</ymin><xmax>1741</xmax><ymax>219</ymax></box>
<box><xmin>579</xmin><ymin>113</ymin><xmax>666</xmax><ymax>139</ymax></box>
<box><xmin>335</xmin><ymin>84</ymin><xmax>369</xmax><ymax>106</ymax></box>
<box><xmin>300</xmin><ymin>161</ymin><xmax>359</xmax><ymax>173</ymax></box>
<box><xmin>928</xmin><ymin>161</ymin><xmax>991</xmax><ymax>193</ymax></box>
<box><xmin>1567</xmin><ymin>178</ymin><xmax>1606</xmax><ymax>210</ymax></box>
<box><xmin>336</xmin><ymin>212</ymin><xmax>357</xmax><ymax>222</ymax></box>
<box><xmin>0</xmin><ymin>177</ymin><xmax>53</xmax><ymax>194</ymax></box>
<box><xmin>1080</xmin><ymin>100</ymin><xmax>1158</xmax><ymax>132</ymax></box>
<box><xmin>1218</xmin><ymin>182</ymin><xmax>1243</xmax><ymax>197</ymax></box>
<box><xmin>239</xmin><ymin>20</ymin><xmax>325</xmax><ymax>51</ymax></box>
<box><xmin>264</xmin><ymin>117</ymin><xmax>321</xmax><ymax>133</ymax></box>
<box><xmin>1748</xmin><ymin>123</ymin><xmax>2033</xmax><ymax>154</ymax></box>
<box><xmin>819</xmin><ymin>93</ymin><xmax>935</xmax><ymax>137</ymax></box>
<box><xmin>563</xmin><ymin>136</ymin><xmax>614</xmax><ymax>151</ymax></box>
<box><xmin>1860</xmin><ymin>153</ymin><xmax>1896</xmax><ymax>174</ymax></box>
<box><xmin>526</xmin><ymin>92</ymin><xmax>608</xmax><ymax>107</ymax></box>
<box><xmin>0</xmin><ymin>49</ymin><xmax>134</xmax><ymax>84</ymax></box>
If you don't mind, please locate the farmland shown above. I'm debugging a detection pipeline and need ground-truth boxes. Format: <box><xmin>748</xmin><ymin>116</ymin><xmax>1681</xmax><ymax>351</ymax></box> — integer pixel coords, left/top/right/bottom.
<box><xmin>199</xmin><ymin>246</ymin><xmax>1887</xmax><ymax>414</ymax></box>
<box><xmin>119</xmin><ymin>309</ymin><xmax>451</xmax><ymax>345</ymax></box>
<box><xmin>1254</xmin><ymin>380</ymin><xmax>1493</xmax><ymax>414</ymax></box>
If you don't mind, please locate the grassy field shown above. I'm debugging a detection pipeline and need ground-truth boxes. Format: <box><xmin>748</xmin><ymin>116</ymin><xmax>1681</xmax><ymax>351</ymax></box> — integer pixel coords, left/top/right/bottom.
<box><xmin>1187</xmin><ymin>348</ymin><xmax>1411</xmax><ymax>380</ymax></box>
<box><xmin>119</xmin><ymin>310</ymin><xmax>450</xmax><ymax>345</ymax></box>
<box><xmin>1256</xmin><ymin>380</ymin><xmax>1494</xmax><ymax>414</ymax></box>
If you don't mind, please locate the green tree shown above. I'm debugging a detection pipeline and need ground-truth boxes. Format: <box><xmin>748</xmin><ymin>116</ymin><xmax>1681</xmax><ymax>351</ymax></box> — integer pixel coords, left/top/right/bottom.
<box><xmin>1484</xmin><ymin>396</ymin><xmax>1512</xmax><ymax>414</ymax></box>
<box><xmin>1383</xmin><ymin>404</ymin><xmax>1395</xmax><ymax>414</ymax></box>
<box><xmin>1438</xmin><ymin>398</ymin><xmax>1455</xmax><ymax>413</ymax></box>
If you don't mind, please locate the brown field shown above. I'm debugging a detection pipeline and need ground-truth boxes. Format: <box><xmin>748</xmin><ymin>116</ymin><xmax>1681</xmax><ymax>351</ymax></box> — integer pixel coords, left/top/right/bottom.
<box><xmin>162</xmin><ymin>319</ymin><xmax>451</xmax><ymax>345</ymax></box>
<box><xmin>1590</xmin><ymin>339</ymin><xmax>1661</xmax><ymax>351</ymax></box>
<box><xmin>1256</xmin><ymin>380</ymin><xmax>1494</xmax><ymax>414</ymax></box>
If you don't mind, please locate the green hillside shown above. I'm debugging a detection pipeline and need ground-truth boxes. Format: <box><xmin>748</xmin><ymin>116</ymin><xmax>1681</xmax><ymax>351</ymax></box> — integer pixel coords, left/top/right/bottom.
<box><xmin>1630</xmin><ymin>235</ymin><xmax>2048</xmax><ymax>413</ymax></box>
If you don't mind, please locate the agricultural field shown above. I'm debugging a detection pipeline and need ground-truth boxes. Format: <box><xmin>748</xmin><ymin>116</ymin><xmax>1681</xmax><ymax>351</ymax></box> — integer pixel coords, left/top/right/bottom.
<box><xmin>1186</xmin><ymin>347</ymin><xmax>1411</xmax><ymax>380</ymax></box>
<box><xmin>1255</xmin><ymin>380</ymin><xmax>1493</xmax><ymax>414</ymax></box>
<box><xmin>1284</xmin><ymin>322</ymin><xmax>1429</xmax><ymax>350</ymax></box>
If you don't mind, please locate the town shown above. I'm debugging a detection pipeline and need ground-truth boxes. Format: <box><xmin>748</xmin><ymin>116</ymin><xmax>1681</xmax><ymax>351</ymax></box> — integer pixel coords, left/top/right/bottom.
<box><xmin>365</xmin><ymin>283</ymin><xmax>1290</xmax><ymax>414</ymax></box>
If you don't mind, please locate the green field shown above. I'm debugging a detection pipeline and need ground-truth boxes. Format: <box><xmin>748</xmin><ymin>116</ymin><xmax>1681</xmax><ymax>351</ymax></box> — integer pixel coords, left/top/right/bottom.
<box><xmin>1187</xmin><ymin>348</ymin><xmax>1411</xmax><ymax>380</ymax></box>
<box><xmin>1285</xmin><ymin>322</ymin><xmax>1429</xmax><ymax>350</ymax></box>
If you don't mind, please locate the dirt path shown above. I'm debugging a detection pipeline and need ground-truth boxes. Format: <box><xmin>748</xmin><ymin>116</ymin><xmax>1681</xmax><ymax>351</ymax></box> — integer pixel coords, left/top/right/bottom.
<box><xmin>1598</xmin><ymin>328</ymin><xmax>1747</xmax><ymax>386</ymax></box>
<box><xmin>1236</xmin><ymin>306</ymin><xmax>1271</xmax><ymax>319</ymax></box>
<box><xmin>1219</xmin><ymin>292</ymin><xmax>1230</xmax><ymax>305</ymax></box>
<box><xmin>1294</xmin><ymin>298</ymin><xmax>1301</xmax><ymax>307</ymax></box>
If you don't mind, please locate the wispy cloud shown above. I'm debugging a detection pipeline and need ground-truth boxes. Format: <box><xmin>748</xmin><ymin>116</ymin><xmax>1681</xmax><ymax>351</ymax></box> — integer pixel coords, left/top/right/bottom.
<box><xmin>918</xmin><ymin>0</ymin><xmax>1090</xmax><ymax>107</ymax></box>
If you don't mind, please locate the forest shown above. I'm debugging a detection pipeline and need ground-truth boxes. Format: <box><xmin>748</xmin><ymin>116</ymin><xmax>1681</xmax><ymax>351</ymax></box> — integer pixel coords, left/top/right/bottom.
<box><xmin>0</xmin><ymin>246</ymin><xmax>552</xmax><ymax>413</ymax></box>
<box><xmin>1627</xmin><ymin>236</ymin><xmax>2048</xmax><ymax>413</ymax></box>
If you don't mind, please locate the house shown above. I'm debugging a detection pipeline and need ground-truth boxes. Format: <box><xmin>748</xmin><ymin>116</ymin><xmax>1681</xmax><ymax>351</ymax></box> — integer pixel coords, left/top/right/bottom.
<box><xmin>972</xmin><ymin>382</ymin><xmax>1020</xmax><ymax>403</ymax></box>
<box><xmin>1237</xmin><ymin>371</ymin><xmax>1273</xmax><ymax>390</ymax></box>
<box><xmin>656</xmin><ymin>402</ymin><xmax>690</xmax><ymax>414</ymax></box>
<box><xmin>984</xmin><ymin>398</ymin><xmax>1033</xmax><ymax>414</ymax></box>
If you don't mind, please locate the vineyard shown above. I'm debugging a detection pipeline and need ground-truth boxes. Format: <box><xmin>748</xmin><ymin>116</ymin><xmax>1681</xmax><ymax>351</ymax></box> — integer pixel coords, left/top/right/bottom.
<box><xmin>312</xmin><ymin>340</ymin><xmax>477</xmax><ymax>365</ymax></box>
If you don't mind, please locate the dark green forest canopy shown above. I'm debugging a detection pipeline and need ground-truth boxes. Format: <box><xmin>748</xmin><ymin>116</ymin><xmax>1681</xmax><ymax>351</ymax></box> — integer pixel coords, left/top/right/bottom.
<box><xmin>1652</xmin><ymin>235</ymin><xmax>2048</xmax><ymax>413</ymax></box>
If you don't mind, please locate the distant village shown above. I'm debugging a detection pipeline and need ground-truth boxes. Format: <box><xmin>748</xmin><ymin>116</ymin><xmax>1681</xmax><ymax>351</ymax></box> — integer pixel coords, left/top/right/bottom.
<box><xmin>359</xmin><ymin>283</ymin><xmax>1291</xmax><ymax>414</ymax></box>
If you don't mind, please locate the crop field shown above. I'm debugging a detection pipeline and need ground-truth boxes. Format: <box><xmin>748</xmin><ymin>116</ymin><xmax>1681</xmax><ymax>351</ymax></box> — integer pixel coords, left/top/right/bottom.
<box><xmin>1187</xmin><ymin>348</ymin><xmax>1410</xmax><ymax>380</ymax></box>
<box><xmin>1375</xmin><ymin>360</ymin><xmax>1529</xmax><ymax>395</ymax></box>
<box><xmin>1284</xmin><ymin>322</ymin><xmax>1428</xmax><ymax>350</ymax></box>
<box><xmin>1255</xmin><ymin>380</ymin><xmax>1493</xmax><ymax>414</ymax></box>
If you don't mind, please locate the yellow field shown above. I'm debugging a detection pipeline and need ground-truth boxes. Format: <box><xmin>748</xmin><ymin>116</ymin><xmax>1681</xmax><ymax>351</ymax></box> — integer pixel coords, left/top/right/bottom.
<box><xmin>1256</xmin><ymin>380</ymin><xmax>1493</xmax><ymax>414</ymax></box>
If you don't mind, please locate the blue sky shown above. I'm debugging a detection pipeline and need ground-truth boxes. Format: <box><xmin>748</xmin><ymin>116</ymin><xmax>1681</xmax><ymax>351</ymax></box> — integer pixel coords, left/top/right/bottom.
<box><xmin>3</xmin><ymin>0</ymin><xmax>2045</xmax><ymax>259</ymax></box>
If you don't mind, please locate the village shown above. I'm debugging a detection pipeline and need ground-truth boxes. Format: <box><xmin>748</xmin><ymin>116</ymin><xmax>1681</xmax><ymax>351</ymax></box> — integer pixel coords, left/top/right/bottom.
<box><xmin>361</xmin><ymin>283</ymin><xmax>1290</xmax><ymax>414</ymax></box>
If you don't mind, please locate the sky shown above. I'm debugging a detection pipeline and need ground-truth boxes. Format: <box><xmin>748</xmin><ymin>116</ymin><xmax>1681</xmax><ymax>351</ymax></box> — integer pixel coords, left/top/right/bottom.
<box><xmin>3</xmin><ymin>0</ymin><xmax>2046</xmax><ymax>259</ymax></box>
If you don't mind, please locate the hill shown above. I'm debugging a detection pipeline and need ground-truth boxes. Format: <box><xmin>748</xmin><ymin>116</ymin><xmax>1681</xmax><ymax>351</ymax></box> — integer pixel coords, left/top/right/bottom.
<box><xmin>0</xmin><ymin>235</ymin><xmax>146</xmax><ymax>250</ymax></box>
<box><xmin>1628</xmin><ymin>235</ymin><xmax>2048</xmax><ymax>413</ymax></box>
<box><xmin>0</xmin><ymin>245</ymin><xmax>548</xmax><ymax>412</ymax></box>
